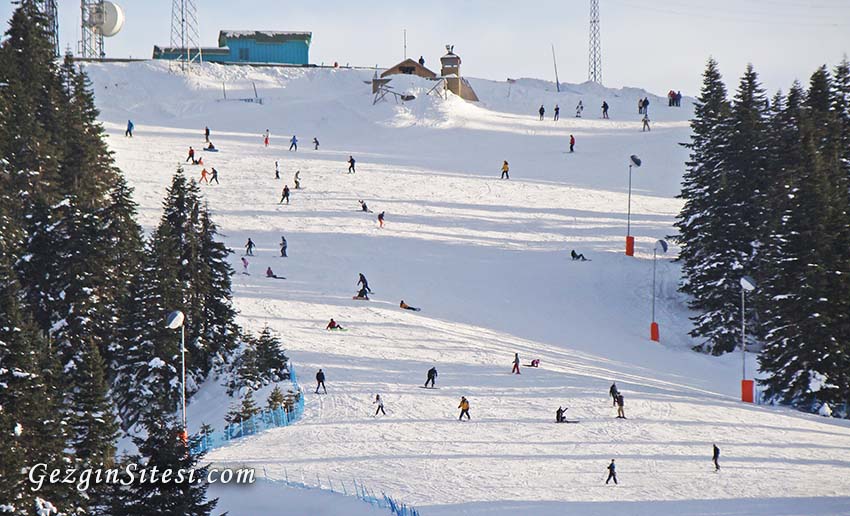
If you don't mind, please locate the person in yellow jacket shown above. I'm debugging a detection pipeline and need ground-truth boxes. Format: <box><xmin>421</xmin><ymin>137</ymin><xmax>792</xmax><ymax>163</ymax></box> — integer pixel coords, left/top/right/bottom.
<box><xmin>458</xmin><ymin>396</ymin><xmax>470</xmax><ymax>420</ymax></box>
<box><xmin>500</xmin><ymin>161</ymin><xmax>510</xmax><ymax>180</ymax></box>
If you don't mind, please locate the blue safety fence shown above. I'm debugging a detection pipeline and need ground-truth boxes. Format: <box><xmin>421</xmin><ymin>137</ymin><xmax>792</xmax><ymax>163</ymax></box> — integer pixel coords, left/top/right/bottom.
<box><xmin>192</xmin><ymin>364</ymin><xmax>304</xmax><ymax>455</ymax></box>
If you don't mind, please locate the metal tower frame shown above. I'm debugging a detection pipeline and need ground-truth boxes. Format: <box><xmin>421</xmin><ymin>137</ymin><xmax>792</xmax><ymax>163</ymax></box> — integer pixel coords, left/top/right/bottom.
<box><xmin>170</xmin><ymin>0</ymin><xmax>203</xmax><ymax>72</ymax></box>
<box><xmin>80</xmin><ymin>0</ymin><xmax>105</xmax><ymax>59</ymax></box>
<box><xmin>588</xmin><ymin>0</ymin><xmax>602</xmax><ymax>84</ymax></box>
<box><xmin>35</xmin><ymin>0</ymin><xmax>60</xmax><ymax>57</ymax></box>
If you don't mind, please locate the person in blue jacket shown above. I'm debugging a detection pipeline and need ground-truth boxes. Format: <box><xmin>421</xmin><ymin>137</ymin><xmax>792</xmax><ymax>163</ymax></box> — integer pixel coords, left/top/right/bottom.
<box><xmin>125</xmin><ymin>120</ymin><xmax>134</xmax><ymax>137</ymax></box>
<box><xmin>606</xmin><ymin>459</ymin><xmax>618</xmax><ymax>484</ymax></box>
<box><xmin>289</xmin><ymin>135</ymin><xmax>298</xmax><ymax>151</ymax></box>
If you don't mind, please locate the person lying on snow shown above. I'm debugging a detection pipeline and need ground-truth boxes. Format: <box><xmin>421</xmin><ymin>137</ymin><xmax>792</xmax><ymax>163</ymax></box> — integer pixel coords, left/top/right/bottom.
<box><xmin>400</xmin><ymin>300</ymin><xmax>421</xmax><ymax>311</ymax></box>
<box><xmin>571</xmin><ymin>250</ymin><xmax>588</xmax><ymax>261</ymax></box>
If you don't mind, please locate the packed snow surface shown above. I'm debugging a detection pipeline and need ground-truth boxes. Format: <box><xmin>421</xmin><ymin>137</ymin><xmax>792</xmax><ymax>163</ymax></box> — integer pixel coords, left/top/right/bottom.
<box><xmin>87</xmin><ymin>61</ymin><xmax>850</xmax><ymax>515</ymax></box>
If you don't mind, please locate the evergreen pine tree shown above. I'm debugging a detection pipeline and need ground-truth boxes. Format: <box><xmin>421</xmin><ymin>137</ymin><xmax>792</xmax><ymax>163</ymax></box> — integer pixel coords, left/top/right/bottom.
<box><xmin>254</xmin><ymin>327</ymin><xmax>289</xmax><ymax>381</ymax></box>
<box><xmin>267</xmin><ymin>385</ymin><xmax>286</xmax><ymax>411</ymax></box>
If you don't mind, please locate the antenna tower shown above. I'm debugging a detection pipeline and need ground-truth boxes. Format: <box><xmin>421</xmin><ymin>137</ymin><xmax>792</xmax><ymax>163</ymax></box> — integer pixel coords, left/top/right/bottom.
<box><xmin>80</xmin><ymin>1</ymin><xmax>104</xmax><ymax>59</ymax></box>
<box><xmin>588</xmin><ymin>0</ymin><xmax>602</xmax><ymax>83</ymax></box>
<box><xmin>170</xmin><ymin>0</ymin><xmax>202</xmax><ymax>72</ymax></box>
<box><xmin>35</xmin><ymin>0</ymin><xmax>60</xmax><ymax>57</ymax></box>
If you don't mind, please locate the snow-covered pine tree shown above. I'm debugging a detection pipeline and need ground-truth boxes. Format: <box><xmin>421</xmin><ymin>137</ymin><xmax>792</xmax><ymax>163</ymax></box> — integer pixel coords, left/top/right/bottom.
<box><xmin>254</xmin><ymin>327</ymin><xmax>289</xmax><ymax>382</ymax></box>
<box><xmin>267</xmin><ymin>385</ymin><xmax>286</xmax><ymax>411</ymax></box>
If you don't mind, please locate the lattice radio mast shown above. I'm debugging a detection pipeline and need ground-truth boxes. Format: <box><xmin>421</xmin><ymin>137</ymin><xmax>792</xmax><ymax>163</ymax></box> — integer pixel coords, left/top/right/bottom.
<box><xmin>170</xmin><ymin>0</ymin><xmax>202</xmax><ymax>72</ymax></box>
<box><xmin>80</xmin><ymin>1</ymin><xmax>104</xmax><ymax>59</ymax></box>
<box><xmin>588</xmin><ymin>0</ymin><xmax>602</xmax><ymax>84</ymax></box>
<box><xmin>35</xmin><ymin>0</ymin><xmax>60</xmax><ymax>57</ymax></box>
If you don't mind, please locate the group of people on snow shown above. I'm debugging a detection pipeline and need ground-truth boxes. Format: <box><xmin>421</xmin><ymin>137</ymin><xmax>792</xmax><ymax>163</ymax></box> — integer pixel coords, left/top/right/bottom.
<box><xmin>667</xmin><ymin>90</ymin><xmax>683</xmax><ymax>107</ymax></box>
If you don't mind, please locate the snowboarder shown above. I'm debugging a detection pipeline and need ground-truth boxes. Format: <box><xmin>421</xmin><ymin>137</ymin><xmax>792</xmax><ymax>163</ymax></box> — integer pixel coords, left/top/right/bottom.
<box><xmin>359</xmin><ymin>200</ymin><xmax>372</xmax><ymax>213</ymax></box>
<box><xmin>526</xmin><ymin>359</ymin><xmax>540</xmax><ymax>367</ymax></box>
<box><xmin>313</xmin><ymin>137</ymin><xmax>319</xmax><ymax>150</ymax></box>
<box><xmin>556</xmin><ymin>406</ymin><xmax>567</xmax><ymax>423</ymax></box>
<box><xmin>601</xmin><ymin>100</ymin><xmax>609</xmax><ymax>119</ymax></box>
<box><xmin>606</xmin><ymin>460</ymin><xmax>618</xmax><ymax>484</ymax></box>
<box><xmin>263</xmin><ymin>129</ymin><xmax>270</xmax><ymax>147</ymax></box>
<box><xmin>538</xmin><ymin>104</ymin><xmax>545</xmax><ymax>120</ymax></box>
<box><xmin>125</xmin><ymin>119</ymin><xmax>134</xmax><ymax>137</ymax></box>
<box><xmin>354</xmin><ymin>286</ymin><xmax>369</xmax><ymax>300</ymax></box>
<box><xmin>275</xmin><ymin>160</ymin><xmax>280</xmax><ymax>179</ymax></box>
<box><xmin>294</xmin><ymin>170</ymin><xmax>301</xmax><ymax>189</ymax></box>
<box><xmin>200</xmin><ymin>168</ymin><xmax>209</xmax><ymax>184</ymax></box>
<box><xmin>575</xmin><ymin>100</ymin><xmax>584</xmax><ymax>117</ymax></box>
<box><xmin>326</xmin><ymin>318</ymin><xmax>344</xmax><ymax>331</ymax></box>
<box><xmin>676</xmin><ymin>91</ymin><xmax>682</xmax><ymax>107</ymax></box>
<box><xmin>205</xmin><ymin>126</ymin><xmax>210</xmax><ymax>142</ymax></box>
<box><xmin>642</xmin><ymin>113</ymin><xmax>651</xmax><ymax>132</ymax></box>
<box><xmin>280</xmin><ymin>185</ymin><xmax>291</xmax><ymax>205</ymax></box>
<box><xmin>206</xmin><ymin>141</ymin><xmax>217</xmax><ymax>151</ymax></box>
<box><xmin>638</xmin><ymin>98</ymin><xmax>644</xmax><ymax>114</ymax></box>
<box><xmin>358</xmin><ymin>273</ymin><xmax>372</xmax><ymax>293</ymax></box>
<box><xmin>241</xmin><ymin>257</ymin><xmax>249</xmax><ymax>273</ymax></box>
<box><xmin>425</xmin><ymin>367</ymin><xmax>438</xmax><ymax>388</ymax></box>
<box><xmin>554</xmin><ymin>104</ymin><xmax>560</xmax><ymax>121</ymax></box>
<box><xmin>374</xmin><ymin>394</ymin><xmax>386</xmax><ymax>416</ymax></box>
<box><xmin>280</xmin><ymin>236</ymin><xmax>287</xmax><ymax>257</ymax></box>
<box><xmin>348</xmin><ymin>155</ymin><xmax>356</xmax><ymax>174</ymax></box>
<box><xmin>569</xmin><ymin>134</ymin><xmax>575</xmax><ymax>153</ymax></box>
<box><xmin>186</xmin><ymin>146</ymin><xmax>195</xmax><ymax>163</ymax></box>
<box><xmin>377</xmin><ymin>211</ymin><xmax>385</xmax><ymax>228</ymax></box>
<box><xmin>245</xmin><ymin>238</ymin><xmax>256</xmax><ymax>256</ymax></box>
<box><xmin>609</xmin><ymin>382</ymin><xmax>619</xmax><ymax>407</ymax></box>
<box><xmin>713</xmin><ymin>444</ymin><xmax>720</xmax><ymax>471</ymax></box>
<box><xmin>642</xmin><ymin>97</ymin><xmax>650</xmax><ymax>114</ymax></box>
<box><xmin>400</xmin><ymin>300</ymin><xmax>421</xmax><ymax>311</ymax></box>
<box><xmin>500</xmin><ymin>161</ymin><xmax>509</xmax><ymax>180</ymax></box>
<box><xmin>289</xmin><ymin>135</ymin><xmax>298</xmax><ymax>151</ymax></box>
<box><xmin>458</xmin><ymin>396</ymin><xmax>470</xmax><ymax>420</ymax></box>
<box><xmin>210</xmin><ymin>168</ymin><xmax>219</xmax><ymax>184</ymax></box>
<box><xmin>571</xmin><ymin>250</ymin><xmax>587</xmax><ymax>261</ymax></box>
<box><xmin>315</xmin><ymin>369</ymin><xmax>327</xmax><ymax>393</ymax></box>
<box><xmin>512</xmin><ymin>353</ymin><xmax>521</xmax><ymax>375</ymax></box>
<box><xmin>266</xmin><ymin>267</ymin><xmax>283</xmax><ymax>279</ymax></box>
<box><xmin>616</xmin><ymin>393</ymin><xmax>626</xmax><ymax>419</ymax></box>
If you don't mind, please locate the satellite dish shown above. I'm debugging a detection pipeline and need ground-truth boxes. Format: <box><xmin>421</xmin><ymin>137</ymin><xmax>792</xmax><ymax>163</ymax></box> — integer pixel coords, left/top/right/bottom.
<box><xmin>740</xmin><ymin>276</ymin><xmax>757</xmax><ymax>292</ymax></box>
<box><xmin>86</xmin><ymin>1</ymin><xmax>125</xmax><ymax>38</ymax></box>
<box><xmin>656</xmin><ymin>239</ymin><xmax>668</xmax><ymax>253</ymax></box>
<box><xmin>630</xmin><ymin>155</ymin><xmax>642</xmax><ymax>167</ymax></box>
<box><xmin>165</xmin><ymin>310</ymin><xmax>185</xmax><ymax>329</ymax></box>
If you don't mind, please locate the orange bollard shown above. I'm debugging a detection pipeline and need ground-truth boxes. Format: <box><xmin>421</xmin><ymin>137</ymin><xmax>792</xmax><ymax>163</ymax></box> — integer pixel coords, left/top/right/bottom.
<box><xmin>625</xmin><ymin>236</ymin><xmax>635</xmax><ymax>256</ymax></box>
<box><xmin>741</xmin><ymin>379</ymin><xmax>754</xmax><ymax>403</ymax></box>
<box><xmin>650</xmin><ymin>322</ymin><xmax>659</xmax><ymax>342</ymax></box>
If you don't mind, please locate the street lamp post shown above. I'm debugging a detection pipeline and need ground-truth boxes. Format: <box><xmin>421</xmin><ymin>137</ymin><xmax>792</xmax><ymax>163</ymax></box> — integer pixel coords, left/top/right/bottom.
<box><xmin>739</xmin><ymin>276</ymin><xmax>756</xmax><ymax>403</ymax></box>
<box><xmin>166</xmin><ymin>310</ymin><xmax>188</xmax><ymax>439</ymax></box>
<box><xmin>651</xmin><ymin>239</ymin><xmax>668</xmax><ymax>341</ymax></box>
<box><xmin>626</xmin><ymin>155</ymin><xmax>641</xmax><ymax>256</ymax></box>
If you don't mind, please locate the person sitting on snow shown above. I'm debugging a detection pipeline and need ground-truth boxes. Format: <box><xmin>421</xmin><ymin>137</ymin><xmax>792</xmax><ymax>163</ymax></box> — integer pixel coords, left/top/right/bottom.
<box><xmin>355</xmin><ymin>287</ymin><xmax>369</xmax><ymax>300</ymax></box>
<box><xmin>571</xmin><ymin>250</ymin><xmax>588</xmax><ymax>261</ymax></box>
<box><xmin>206</xmin><ymin>141</ymin><xmax>216</xmax><ymax>151</ymax></box>
<box><xmin>556</xmin><ymin>406</ymin><xmax>568</xmax><ymax>423</ymax></box>
<box><xmin>326</xmin><ymin>318</ymin><xmax>344</xmax><ymax>331</ymax></box>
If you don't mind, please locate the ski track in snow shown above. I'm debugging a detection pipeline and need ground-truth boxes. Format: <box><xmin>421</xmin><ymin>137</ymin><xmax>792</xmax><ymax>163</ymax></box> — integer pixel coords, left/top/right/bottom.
<box><xmin>89</xmin><ymin>62</ymin><xmax>850</xmax><ymax>515</ymax></box>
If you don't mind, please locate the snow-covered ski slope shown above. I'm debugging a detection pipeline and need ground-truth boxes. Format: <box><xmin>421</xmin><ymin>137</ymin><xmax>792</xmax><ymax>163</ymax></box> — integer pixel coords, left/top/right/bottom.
<box><xmin>87</xmin><ymin>61</ymin><xmax>850</xmax><ymax>515</ymax></box>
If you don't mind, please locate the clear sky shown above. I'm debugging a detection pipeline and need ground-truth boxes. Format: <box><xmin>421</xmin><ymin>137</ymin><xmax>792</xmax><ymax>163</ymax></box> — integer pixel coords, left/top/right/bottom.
<box><xmin>2</xmin><ymin>0</ymin><xmax>850</xmax><ymax>95</ymax></box>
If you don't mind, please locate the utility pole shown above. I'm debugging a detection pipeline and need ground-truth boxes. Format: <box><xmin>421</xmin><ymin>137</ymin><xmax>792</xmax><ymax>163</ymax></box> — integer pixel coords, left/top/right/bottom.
<box><xmin>551</xmin><ymin>44</ymin><xmax>560</xmax><ymax>92</ymax></box>
<box><xmin>588</xmin><ymin>0</ymin><xmax>602</xmax><ymax>83</ymax></box>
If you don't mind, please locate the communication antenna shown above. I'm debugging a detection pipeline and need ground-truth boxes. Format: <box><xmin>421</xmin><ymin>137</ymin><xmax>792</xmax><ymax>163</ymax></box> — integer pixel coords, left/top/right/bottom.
<box><xmin>80</xmin><ymin>1</ymin><xmax>125</xmax><ymax>59</ymax></box>
<box><xmin>170</xmin><ymin>0</ymin><xmax>202</xmax><ymax>72</ymax></box>
<box><xmin>588</xmin><ymin>0</ymin><xmax>602</xmax><ymax>83</ymax></box>
<box><xmin>35</xmin><ymin>0</ymin><xmax>60</xmax><ymax>57</ymax></box>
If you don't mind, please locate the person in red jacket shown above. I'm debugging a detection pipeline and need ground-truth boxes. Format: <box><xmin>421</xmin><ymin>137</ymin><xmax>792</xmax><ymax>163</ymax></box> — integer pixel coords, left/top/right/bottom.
<box><xmin>569</xmin><ymin>134</ymin><xmax>576</xmax><ymax>153</ymax></box>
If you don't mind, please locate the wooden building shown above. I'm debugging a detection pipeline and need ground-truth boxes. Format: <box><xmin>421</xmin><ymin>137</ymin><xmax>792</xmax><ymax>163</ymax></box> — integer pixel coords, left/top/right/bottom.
<box><xmin>380</xmin><ymin>58</ymin><xmax>436</xmax><ymax>79</ymax></box>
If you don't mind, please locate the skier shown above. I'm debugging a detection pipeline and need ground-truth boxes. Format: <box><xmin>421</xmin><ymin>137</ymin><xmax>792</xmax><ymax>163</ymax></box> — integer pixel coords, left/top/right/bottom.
<box><xmin>289</xmin><ymin>134</ymin><xmax>298</xmax><ymax>151</ymax></box>
<box><xmin>315</xmin><ymin>369</ymin><xmax>327</xmax><ymax>394</ymax></box>
<box><xmin>354</xmin><ymin>286</ymin><xmax>369</xmax><ymax>300</ymax></box>
<box><xmin>425</xmin><ymin>367</ymin><xmax>438</xmax><ymax>388</ymax></box>
<box><xmin>373</xmin><ymin>394</ymin><xmax>386</xmax><ymax>416</ymax></box>
<box><xmin>512</xmin><ymin>353</ymin><xmax>521</xmax><ymax>375</ymax></box>
<box><xmin>186</xmin><ymin>146</ymin><xmax>195</xmax><ymax>163</ymax></box>
<box><xmin>458</xmin><ymin>396</ymin><xmax>470</xmax><ymax>420</ymax></box>
<box><xmin>713</xmin><ymin>444</ymin><xmax>720</xmax><ymax>471</ymax></box>
<box><xmin>605</xmin><ymin>460</ymin><xmax>618</xmax><ymax>484</ymax></box>
<box><xmin>210</xmin><ymin>167</ymin><xmax>219</xmax><ymax>185</ymax></box>
<box><xmin>245</xmin><ymin>238</ymin><xmax>256</xmax><ymax>256</ymax></box>
<box><xmin>313</xmin><ymin>137</ymin><xmax>319</xmax><ymax>150</ymax></box>
<box><xmin>280</xmin><ymin>235</ymin><xmax>287</xmax><ymax>257</ymax></box>
<box><xmin>642</xmin><ymin>97</ymin><xmax>650</xmax><ymax>114</ymax></box>
<box><xmin>571</xmin><ymin>250</ymin><xmax>587</xmax><ymax>261</ymax></box>
<box><xmin>205</xmin><ymin>126</ymin><xmax>210</xmax><ymax>142</ymax></box>
<box><xmin>500</xmin><ymin>161</ymin><xmax>510</xmax><ymax>180</ymax></box>
<box><xmin>359</xmin><ymin>200</ymin><xmax>372</xmax><ymax>213</ymax></box>
<box><xmin>556</xmin><ymin>406</ymin><xmax>567</xmax><ymax>423</ymax></box>
<box><xmin>275</xmin><ymin>160</ymin><xmax>280</xmax><ymax>179</ymax></box>
<box><xmin>280</xmin><ymin>185</ymin><xmax>291</xmax><ymax>205</ymax></box>
<box><xmin>538</xmin><ymin>104</ymin><xmax>545</xmax><ymax>120</ymax></box>
<box><xmin>616</xmin><ymin>393</ymin><xmax>626</xmax><ymax>419</ymax></box>
<box><xmin>358</xmin><ymin>273</ymin><xmax>372</xmax><ymax>293</ymax></box>
<box><xmin>266</xmin><ymin>267</ymin><xmax>283</xmax><ymax>279</ymax></box>
<box><xmin>348</xmin><ymin>155</ymin><xmax>356</xmax><ymax>173</ymax></box>
<box><xmin>400</xmin><ymin>300</ymin><xmax>421</xmax><ymax>311</ymax></box>
<box><xmin>200</xmin><ymin>168</ymin><xmax>209</xmax><ymax>184</ymax></box>
<box><xmin>553</xmin><ymin>104</ymin><xmax>560</xmax><ymax>121</ymax></box>
<box><xmin>326</xmin><ymin>318</ymin><xmax>344</xmax><ymax>331</ymax></box>
<box><xmin>241</xmin><ymin>257</ymin><xmax>249</xmax><ymax>273</ymax></box>
<box><xmin>294</xmin><ymin>170</ymin><xmax>301</xmax><ymax>189</ymax></box>
<box><xmin>569</xmin><ymin>134</ymin><xmax>575</xmax><ymax>153</ymax></box>
<box><xmin>609</xmin><ymin>382</ymin><xmax>619</xmax><ymax>407</ymax></box>
<box><xmin>377</xmin><ymin>211</ymin><xmax>385</xmax><ymax>228</ymax></box>
<box><xmin>125</xmin><ymin>119</ymin><xmax>134</xmax><ymax>137</ymax></box>
<box><xmin>601</xmin><ymin>100</ymin><xmax>609</xmax><ymax>119</ymax></box>
<box><xmin>642</xmin><ymin>113</ymin><xmax>651</xmax><ymax>132</ymax></box>
<box><xmin>575</xmin><ymin>100</ymin><xmax>584</xmax><ymax>117</ymax></box>
<box><xmin>263</xmin><ymin>129</ymin><xmax>270</xmax><ymax>147</ymax></box>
